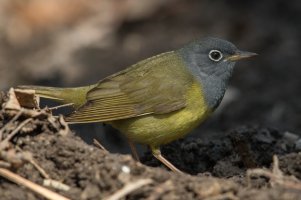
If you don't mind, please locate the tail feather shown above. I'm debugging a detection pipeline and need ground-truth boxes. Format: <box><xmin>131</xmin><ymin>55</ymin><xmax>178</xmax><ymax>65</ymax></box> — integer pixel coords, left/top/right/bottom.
<box><xmin>17</xmin><ymin>85</ymin><xmax>96</xmax><ymax>109</ymax></box>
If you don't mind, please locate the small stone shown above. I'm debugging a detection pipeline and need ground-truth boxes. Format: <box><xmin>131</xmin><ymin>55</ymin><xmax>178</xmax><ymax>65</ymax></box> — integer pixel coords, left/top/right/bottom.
<box><xmin>121</xmin><ymin>165</ymin><xmax>131</xmax><ymax>174</ymax></box>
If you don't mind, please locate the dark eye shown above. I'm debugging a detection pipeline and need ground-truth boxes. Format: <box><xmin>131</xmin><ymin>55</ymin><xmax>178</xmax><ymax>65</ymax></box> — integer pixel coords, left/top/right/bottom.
<box><xmin>209</xmin><ymin>50</ymin><xmax>223</xmax><ymax>62</ymax></box>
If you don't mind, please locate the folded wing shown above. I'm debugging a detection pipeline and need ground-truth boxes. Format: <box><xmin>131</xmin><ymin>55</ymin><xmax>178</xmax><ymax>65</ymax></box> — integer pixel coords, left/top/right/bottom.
<box><xmin>66</xmin><ymin>52</ymin><xmax>193</xmax><ymax>123</ymax></box>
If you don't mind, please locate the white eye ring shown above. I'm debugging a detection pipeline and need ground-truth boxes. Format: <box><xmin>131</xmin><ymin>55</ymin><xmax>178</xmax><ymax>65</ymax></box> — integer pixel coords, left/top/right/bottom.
<box><xmin>209</xmin><ymin>50</ymin><xmax>223</xmax><ymax>62</ymax></box>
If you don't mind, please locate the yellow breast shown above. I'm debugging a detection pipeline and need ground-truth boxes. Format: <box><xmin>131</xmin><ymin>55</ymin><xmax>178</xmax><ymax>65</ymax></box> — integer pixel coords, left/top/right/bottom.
<box><xmin>111</xmin><ymin>80</ymin><xmax>211</xmax><ymax>147</ymax></box>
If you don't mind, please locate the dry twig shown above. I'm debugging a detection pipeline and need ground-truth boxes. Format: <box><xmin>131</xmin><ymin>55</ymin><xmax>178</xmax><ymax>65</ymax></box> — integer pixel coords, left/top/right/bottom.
<box><xmin>0</xmin><ymin>160</ymin><xmax>11</xmax><ymax>168</ymax></box>
<box><xmin>247</xmin><ymin>155</ymin><xmax>301</xmax><ymax>190</ymax></box>
<box><xmin>93</xmin><ymin>138</ymin><xmax>108</xmax><ymax>152</ymax></box>
<box><xmin>14</xmin><ymin>145</ymin><xmax>50</xmax><ymax>179</ymax></box>
<box><xmin>0</xmin><ymin>118</ymin><xmax>32</xmax><ymax>151</ymax></box>
<box><xmin>145</xmin><ymin>180</ymin><xmax>174</xmax><ymax>200</ymax></box>
<box><xmin>43</xmin><ymin>179</ymin><xmax>70</xmax><ymax>191</ymax></box>
<box><xmin>0</xmin><ymin>89</ymin><xmax>72</xmax><ymax>197</ymax></box>
<box><xmin>28</xmin><ymin>158</ymin><xmax>50</xmax><ymax>179</ymax></box>
<box><xmin>0</xmin><ymin>110</ymin><xmax>23</xmax><ymax>141</ymax></box>
<box><xmin>58</xmin><ymin>116</ymin><xmax>70</xmax><ymax>136</ymax></box>
<box><xmin>15</xmin><ymin>147</ymin><xmax>70</xmax><ymax>192</ymax></box>
<box><xmin>0</xmin><ymin>168</ymin><xmax>70</xmax><ymax>200</ymax></box>
<box><xmin>105</xmin><ymin>179</ymin><xmax>153</xmax><ymax>200</ymax></box>
<box><xmin>48</xmin><ymin>103</ymin><xmax>74</xmax><ymax>111</ymax></box>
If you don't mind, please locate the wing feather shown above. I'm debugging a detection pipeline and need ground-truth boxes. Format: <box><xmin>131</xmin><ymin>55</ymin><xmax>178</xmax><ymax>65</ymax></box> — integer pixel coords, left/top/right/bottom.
<box><xmin>66</xmin><ymin>51</ymin><xmax>194</xmax><ymax>123</ymax></box>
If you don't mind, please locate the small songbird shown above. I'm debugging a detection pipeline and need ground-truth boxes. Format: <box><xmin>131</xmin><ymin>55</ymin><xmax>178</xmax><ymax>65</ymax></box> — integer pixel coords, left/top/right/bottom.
<box><xmin>19</xmin><ymin>37</ymin><xmax>256</xmax><ymax>173</ymax></box>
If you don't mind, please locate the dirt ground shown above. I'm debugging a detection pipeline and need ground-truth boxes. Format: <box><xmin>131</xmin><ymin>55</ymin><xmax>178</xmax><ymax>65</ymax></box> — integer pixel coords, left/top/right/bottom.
<box><xmin>0</xmin><ymin>90</ymin><xmax>301</xmax><ymax>200</ymax></box>
<box><xmin>1</xmin><ymin>0</ymin><xmax>301</xmax><ymax>199</ymax></box>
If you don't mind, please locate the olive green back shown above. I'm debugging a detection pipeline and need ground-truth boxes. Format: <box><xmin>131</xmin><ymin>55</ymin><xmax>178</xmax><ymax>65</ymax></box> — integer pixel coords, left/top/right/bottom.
<box><xmin>66</xmin><ymin>51</ymin><xmax>194</xmax><ymax>123</ymax></box>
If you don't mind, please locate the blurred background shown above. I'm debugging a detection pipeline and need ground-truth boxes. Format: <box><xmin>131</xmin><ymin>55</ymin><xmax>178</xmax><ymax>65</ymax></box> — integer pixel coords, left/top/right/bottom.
<box><xmin>0</xmin><ymin>0</ymin><xmax>300</xmax><ymax>153</ymax></box>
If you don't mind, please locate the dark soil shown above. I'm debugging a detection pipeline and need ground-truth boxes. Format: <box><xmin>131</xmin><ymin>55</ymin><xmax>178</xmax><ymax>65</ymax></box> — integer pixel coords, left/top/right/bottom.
<box><xmin>1</xmin><ymin>92</ymin><xmax>301</xmax><ymax>200</ymax></box>
<box><xmin>142</xmin><ymin>126</ymin><xmax>298</xmax><ymax>176</ymax></box>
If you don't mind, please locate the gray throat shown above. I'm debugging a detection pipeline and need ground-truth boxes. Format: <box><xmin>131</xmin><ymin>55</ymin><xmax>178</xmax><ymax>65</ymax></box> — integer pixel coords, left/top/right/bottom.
<box><xmin>196</xmin><ymin>72</ymin><xmax>230</xmax><ymax>110</ymax></box>
<box><xmin>178</xmin><ymin>51</ymin><xmax>234</xmax><ymax>110</ymax></box>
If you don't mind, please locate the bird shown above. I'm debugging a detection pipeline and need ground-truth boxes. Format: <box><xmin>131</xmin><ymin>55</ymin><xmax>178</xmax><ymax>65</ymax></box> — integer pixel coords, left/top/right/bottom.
<box><xmin>18</xmin><ymin>37</ymin><xmax>256</xmax><ymax>173</ymax></box>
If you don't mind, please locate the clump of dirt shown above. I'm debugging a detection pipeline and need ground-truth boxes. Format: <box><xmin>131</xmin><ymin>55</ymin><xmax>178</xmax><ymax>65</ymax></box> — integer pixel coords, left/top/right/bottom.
<box><xmin>0</xmin><ymin>89</ymin><xmax>301</xmax><ymax>200</ymax></box>
<box><xmin>142</xmin><ymin>126</ymin><xmax>298</xmax><ymax>176</ymax></box>
<box><xmin>279</xmin><ymin>153</ymin><xmax>301</xmax><ymax>179</ymax></box>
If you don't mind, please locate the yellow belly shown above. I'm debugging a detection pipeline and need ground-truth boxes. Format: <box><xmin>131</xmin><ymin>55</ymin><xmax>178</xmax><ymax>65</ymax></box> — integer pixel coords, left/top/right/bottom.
<box><xmin>110</xmin><ymin>81</ymin><xmax>211</xmax><ymax>147</ymax></box>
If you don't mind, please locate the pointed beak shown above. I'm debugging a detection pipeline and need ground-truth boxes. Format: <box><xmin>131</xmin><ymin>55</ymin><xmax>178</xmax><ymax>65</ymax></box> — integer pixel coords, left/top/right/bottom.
<box><xmin>226</xmin><ymin>51</ymin><xmax>257</xmax><ymax>62</ymax></box>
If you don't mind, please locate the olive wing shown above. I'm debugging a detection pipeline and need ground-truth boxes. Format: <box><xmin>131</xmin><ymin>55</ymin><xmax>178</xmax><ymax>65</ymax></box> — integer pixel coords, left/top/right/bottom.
<box><xmin>66</xmin><ymin>52</ymin><xmax>193</xmax><ymax>123</ymax></box>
